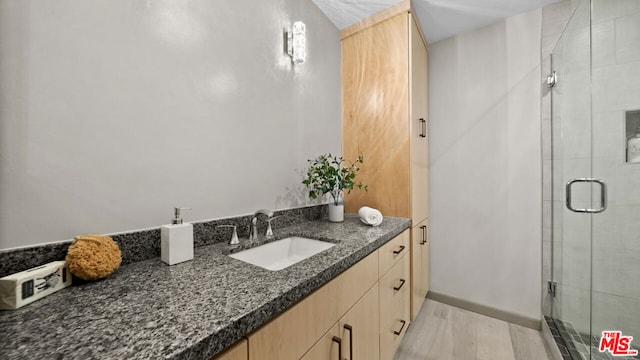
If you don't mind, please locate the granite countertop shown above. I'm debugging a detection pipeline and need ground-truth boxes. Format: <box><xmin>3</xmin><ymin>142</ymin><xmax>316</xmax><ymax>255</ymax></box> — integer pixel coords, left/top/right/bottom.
<box><xmin>0</xmin><ymin>215</ymin><xmax>410</xmax><ymax>360</ymax></box>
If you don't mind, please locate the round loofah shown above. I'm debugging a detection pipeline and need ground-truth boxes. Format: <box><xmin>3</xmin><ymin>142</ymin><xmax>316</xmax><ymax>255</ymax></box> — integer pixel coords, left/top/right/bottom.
<box><xmin>66</xmin><ymin>234</ymin><xmax>122</xmax><ymax>281</ymax></box>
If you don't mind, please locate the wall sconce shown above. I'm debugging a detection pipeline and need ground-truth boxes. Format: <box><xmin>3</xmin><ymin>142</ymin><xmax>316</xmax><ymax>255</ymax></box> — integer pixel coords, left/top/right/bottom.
<box><xmin>287</xmin><ymin>21</ymin><xmax>306</xmax><ymax>64</ymax></box>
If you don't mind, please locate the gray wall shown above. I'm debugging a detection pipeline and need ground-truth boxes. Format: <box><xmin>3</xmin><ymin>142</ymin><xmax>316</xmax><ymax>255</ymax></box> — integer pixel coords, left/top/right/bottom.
<box><xmin>590</xmin><ymin>0</ymin><xmax>640</xmax><ymax>343</ymax></box>
<box><xmin>428</xmin><ymin>8</ymin><xmax>543</xmax><ymax>320</ymax></box>
<box><xmin>0</xmin><ymin>0</ymin><xmax>341</xmax><ymax>250</ymax></box>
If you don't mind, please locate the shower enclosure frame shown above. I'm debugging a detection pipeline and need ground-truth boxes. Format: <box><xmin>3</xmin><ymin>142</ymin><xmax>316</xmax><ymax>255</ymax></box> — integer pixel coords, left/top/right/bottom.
<box><xmin>548</xmin><ymin>0</ymin><xmax>640</xmax><ymax>359</ymax></box>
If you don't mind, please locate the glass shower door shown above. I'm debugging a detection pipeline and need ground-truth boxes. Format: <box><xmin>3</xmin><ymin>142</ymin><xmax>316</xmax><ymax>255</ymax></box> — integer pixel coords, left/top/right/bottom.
<box><xmin>550</xmin><ymin>0</ymin><xmax>595</xmax><ymax>358</ymax></box>
<box><xmin>551</xmin><ymin>0</ymin><xmax>640</xmax><ymax>359</ymax></box>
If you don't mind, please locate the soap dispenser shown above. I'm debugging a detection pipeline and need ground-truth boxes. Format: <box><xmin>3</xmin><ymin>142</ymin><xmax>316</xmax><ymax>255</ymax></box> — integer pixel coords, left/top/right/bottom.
<box><xmin>161</xmin><ymin>207</ymin><xmax>194</xmax><ymax>265</ymax></box>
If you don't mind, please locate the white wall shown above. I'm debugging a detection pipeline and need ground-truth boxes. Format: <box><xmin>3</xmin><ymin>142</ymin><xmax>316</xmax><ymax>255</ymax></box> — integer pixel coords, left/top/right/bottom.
<box><xmin>0</xmin><ymin>0</ymin><xmax>341</xmax><ymax>250</ymax></box>
<box><xmin>429</xmin><ymin>9</ymin><xmax>542</xmax><ymax>320</ymax></box>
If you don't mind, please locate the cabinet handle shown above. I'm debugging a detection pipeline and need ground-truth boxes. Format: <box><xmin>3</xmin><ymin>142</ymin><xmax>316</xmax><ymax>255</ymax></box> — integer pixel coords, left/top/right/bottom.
<box><xmin>393</xmin><ymin>320</ymin><xmax>407</xmax><ymax>335</ymax></box>
<box><xmin>419</xmin><ymin>118</ymin><xmax>427</xmax><ymax>138</ymax></box>
<box><xmin>332</xmin><ymin>336</ymin><xmax>342</xmax><ymax>360</ymax></box>
<box><xmin>344</xmin><ymin>324</ymin><xmax>353</xmax><ymax>360</ymax></box>
<box><xmin>420</xmin><ymin>225</ymin><xmax>427</xmax><ymax>245</ymax></box>
<box><xmin>393</xmin><ymin>245</ymin><xmax>405</xmax><ymax>255</ymax></box>
<box><xmin>393</xmin><ymin>279</ymin><xmax>406</xmax><ymax>291</ymax></box>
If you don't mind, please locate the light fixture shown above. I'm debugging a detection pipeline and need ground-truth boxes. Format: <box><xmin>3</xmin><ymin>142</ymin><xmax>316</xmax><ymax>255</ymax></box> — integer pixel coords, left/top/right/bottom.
<box><xmin>287</xmin><ymin>21</ymin><xmax>306</xmax><ymax>64</ymax></box>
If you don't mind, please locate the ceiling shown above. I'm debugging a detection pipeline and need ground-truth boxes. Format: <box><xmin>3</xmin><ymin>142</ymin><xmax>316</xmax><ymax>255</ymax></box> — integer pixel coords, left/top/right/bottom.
<box><xmin>312</xmin><ymin>0</ymin><xmax>562</xmax><ymax>43</ymax></box>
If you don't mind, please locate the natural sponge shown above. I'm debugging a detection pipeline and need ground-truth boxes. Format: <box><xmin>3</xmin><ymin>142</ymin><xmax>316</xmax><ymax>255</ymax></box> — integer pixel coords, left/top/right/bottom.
<box><xmin>66</xmin><ymin>234</ymin><xmax>122</xmax><ymax>281</ymax></box>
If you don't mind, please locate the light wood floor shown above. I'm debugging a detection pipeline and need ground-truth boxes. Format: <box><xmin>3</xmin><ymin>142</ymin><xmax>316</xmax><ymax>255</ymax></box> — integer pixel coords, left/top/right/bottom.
<box><xmin>394</xmin><ymin>299</ymin><xmax>551</xmax><ymax>360</ymax></box>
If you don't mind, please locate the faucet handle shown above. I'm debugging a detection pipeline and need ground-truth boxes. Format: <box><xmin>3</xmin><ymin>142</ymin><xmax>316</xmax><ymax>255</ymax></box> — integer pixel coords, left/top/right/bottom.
<box><xmin>249</xmin><ymin>217</ymin><xmax>258</xmax><ymax>241</ymax></box>
<box><xmin>265</xmin><ymin>216</ymin><xmax>281</xmax><ymax>237</ymax></box>
<box><xmin>217</xmin><ymin>225</ymin><xmax>239</xmax><ymax>245</ymax></box>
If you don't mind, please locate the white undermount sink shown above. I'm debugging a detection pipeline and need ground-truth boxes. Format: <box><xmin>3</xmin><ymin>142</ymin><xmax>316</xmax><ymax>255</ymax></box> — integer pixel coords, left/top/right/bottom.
<box><xmin>228</xmin><ymin>236</ymin><xmax>335</xmax><ymax>271</ymax></box>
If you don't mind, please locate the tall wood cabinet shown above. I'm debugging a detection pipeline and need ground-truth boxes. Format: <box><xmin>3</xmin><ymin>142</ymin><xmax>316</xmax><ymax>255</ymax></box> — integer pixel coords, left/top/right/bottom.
<box><xmin>341</xmin><ymin>0</ymin><xmax>429</xmax><ymax>321</ymax></box>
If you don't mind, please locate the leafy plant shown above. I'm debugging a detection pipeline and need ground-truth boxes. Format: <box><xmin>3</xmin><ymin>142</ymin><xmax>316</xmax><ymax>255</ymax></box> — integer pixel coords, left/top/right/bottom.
<box><xmin>302</xmin><ymin>154</ymin><xmax>368</xmax><ymax>206</ymax></box>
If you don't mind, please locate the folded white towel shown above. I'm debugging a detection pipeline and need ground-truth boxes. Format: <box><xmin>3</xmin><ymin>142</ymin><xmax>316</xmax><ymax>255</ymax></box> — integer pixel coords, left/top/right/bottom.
<box><xmin>358</xmin><ymin>206</ymin><xmax>383</xmax><ymax>226</ymax></box>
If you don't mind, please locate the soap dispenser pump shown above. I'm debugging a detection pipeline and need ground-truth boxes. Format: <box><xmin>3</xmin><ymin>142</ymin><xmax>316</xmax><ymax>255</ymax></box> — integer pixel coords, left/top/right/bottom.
<box><xmin>161</xmin><ymin>207</ymin><xmax>194</xmax><ymax>265</ymax></box>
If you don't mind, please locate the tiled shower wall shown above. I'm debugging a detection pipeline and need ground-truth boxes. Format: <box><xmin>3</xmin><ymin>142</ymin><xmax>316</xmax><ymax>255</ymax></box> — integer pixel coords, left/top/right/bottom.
<box><xmin>590</xmin><ymin>0</ymin><xmax>640</xmax><ymax>345</ymax></box>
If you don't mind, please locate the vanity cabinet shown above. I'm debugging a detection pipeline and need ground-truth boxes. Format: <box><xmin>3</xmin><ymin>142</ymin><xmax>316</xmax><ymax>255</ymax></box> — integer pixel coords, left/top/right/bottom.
<box><xmin>246</xmin><ymin>230</ymin><xmax>410</xmax><ymax>360</ymax></box>
<box><xmin>341</xmin><ymin>0</ymin><xmax>429</xmax><ymax>321</ymax></box>
<box><xmin>300</xmin><ymin>284</ymin><xmax>379</xmax><ymax>360</ymax></box>
<box><xmin>247</xmin><ymin>252</ymin><xmax>378</xmax><ymax>360</ymax></box>
<box><xmin>210</xmin><ymin>339</ymin><xmax>248</xmax><ymax>360</ymax></box>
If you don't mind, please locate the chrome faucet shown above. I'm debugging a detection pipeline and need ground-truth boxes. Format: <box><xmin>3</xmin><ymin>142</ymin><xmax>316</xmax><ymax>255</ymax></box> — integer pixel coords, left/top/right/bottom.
<box><xmin>250</xmin><ymin>209</ymin><xmax>274</xmax><ymax>240</ymax></box>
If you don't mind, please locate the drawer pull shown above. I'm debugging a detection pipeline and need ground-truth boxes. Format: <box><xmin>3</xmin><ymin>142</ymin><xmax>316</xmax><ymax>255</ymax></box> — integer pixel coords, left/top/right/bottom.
<box><xmin>344</xmin><ymin>324</ymin><xmax>353</xmax><ymax>360</ymax></box>
<box><xmin>420</xmin><ymin>225</ymin><xmax>427</xmax><ymax>245</ymax></box>
<box><xmin>393</xmin><ymin>279</ymin><xmax>406</xmax><ymax>291</ymax></box>
<box><xmin>332</xmin><ymin>336</ymin><xmax>342</xmax><ymax>360</ymax></box>
<box><xmin>393</xmin><ymin>320</ymin><xmax>407</xmax><ymax>336</ymax></box>
<box><xmin>393</xmin><ymin>245</ymin><xmax>406</xmax><ymax>255</ymax></box>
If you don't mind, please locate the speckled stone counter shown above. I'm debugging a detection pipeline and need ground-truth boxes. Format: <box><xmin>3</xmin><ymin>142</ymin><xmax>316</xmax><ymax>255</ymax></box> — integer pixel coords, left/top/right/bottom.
<box><xmin>0</xmin><ymin>215</ymin><xmax>410</xmax><ymax>360</ymax></box>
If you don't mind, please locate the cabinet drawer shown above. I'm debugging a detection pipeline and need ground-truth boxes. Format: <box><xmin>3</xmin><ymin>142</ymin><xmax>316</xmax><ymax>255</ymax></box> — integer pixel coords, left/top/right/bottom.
<box><xmin>378</xmin><ymin>229</ymin><xmax>410</xmax><ymax>278</ymax></box>
<box><xmin>248</xmin><ymin>252</ymin><xmax>378</xmax><ymax>360</ymax></box>
<box><xmin>379</xmin><ymin>253</ymin><xmax>410</xmax><ymax>360</ymax></box>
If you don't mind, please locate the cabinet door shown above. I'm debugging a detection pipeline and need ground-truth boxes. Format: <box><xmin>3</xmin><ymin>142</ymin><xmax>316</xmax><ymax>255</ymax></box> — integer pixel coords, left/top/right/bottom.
<box><xmin>339</xmin><ymin>284</ymin><xmax>380</xmax><ymax>360</ymax></box>
<box><xmin>210</xmin><ymin>339</ymin><xmax>248</xmax><ymax>360</ymax></box>
<box><xmin>248</xmin><ymin>253</ymin><xmax>378</xmax><ymax>360</ymax></box>
<box><xmin>342</xmin><ymin>13</ymin><xmax>411</xmax><ymax>218</ymax></box>
<box><xmin>422</xmin><ymin>226</ymin><xmax>430</xmax><ymax>299</ymax></box>
<box><xmin>409</xmin><ymin>13</ymin><xmax>429</xmax><ymax>225</ymax></box>
<box><xmin>300</xmin><ymin>324</ymin><xmax>341</xmax><ymax>360</ymax></box>
<box><xmin>410</xmin><ymin>219</ymin><xmax>429</xmax><ymax>320</ymax></box>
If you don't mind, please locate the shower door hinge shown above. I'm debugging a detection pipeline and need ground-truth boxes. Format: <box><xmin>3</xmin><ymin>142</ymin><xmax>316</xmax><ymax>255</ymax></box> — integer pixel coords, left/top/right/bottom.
<box><xmin>548</xmin><ymin>281</ymin><xmax>557</xmax><ymax>297</ymax></box>
<box><xmin>547</xmin><ymin>71</ymin><xmax>557</xmax><ymax>88</ymax></box>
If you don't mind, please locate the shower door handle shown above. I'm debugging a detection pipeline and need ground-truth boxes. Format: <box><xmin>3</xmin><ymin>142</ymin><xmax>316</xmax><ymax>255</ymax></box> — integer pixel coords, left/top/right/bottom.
<box><xmin>565</xmin><ymin>178</ymin><xmax>607</xmax><ymax>213</ymax></box>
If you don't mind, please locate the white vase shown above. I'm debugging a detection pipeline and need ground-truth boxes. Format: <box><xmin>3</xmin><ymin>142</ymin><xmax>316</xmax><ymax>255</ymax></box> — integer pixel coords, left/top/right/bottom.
<box><xmin>328</xmin><ymin>203</ymin><xmax>344</xmax><ymax>222</ymax></box>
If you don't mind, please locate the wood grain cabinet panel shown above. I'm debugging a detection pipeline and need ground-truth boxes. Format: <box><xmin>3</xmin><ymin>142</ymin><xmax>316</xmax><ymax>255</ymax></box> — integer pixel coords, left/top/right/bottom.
<box><xmin>342</xmin><ymin>12</ymin><xmax>411</xmax><ymax>218</ymax></box>
<box><xmin>247</xmin><ymin>253</ymin><xmax>378</xmax><ymax>360</ymax></box>
<box><xmin>210</xmin><ymin>339</ymin><xmax>248</xmax><ymax>360</ymax></box>
<box><xmin>300</xmin><ymin>324</ymin><xmax>341</xmax><ymax>360</ymax></box>
<box><xmin>342</xmin><ymin>4</ymin><xmax>429</xmax><ymax>330</ymax></box>
<box><xmin>410</xmin><ymin>14</ymin><xmax>429</xmax><ymax>225</ymax></box>
<box><xmin>339</xmin><ymin>284</ymin><xmax>380</xmax><ymax>360</ymax></box>
<box><xmin>301</xmin><ymin>284</ymin><xmax>379</xmax><ymax>360</ymax></box>
<box><xmin>342</xmin><ymin>11</ymin><xmax>428</xmax><ymax>225</ymax></box>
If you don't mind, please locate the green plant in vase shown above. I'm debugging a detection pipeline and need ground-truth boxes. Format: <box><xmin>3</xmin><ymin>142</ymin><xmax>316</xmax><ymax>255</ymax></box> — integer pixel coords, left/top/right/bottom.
<box><xmin>302</xmin><ymin>153</ymin><xmax>367</xmax><ymax>222</ymax></box>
